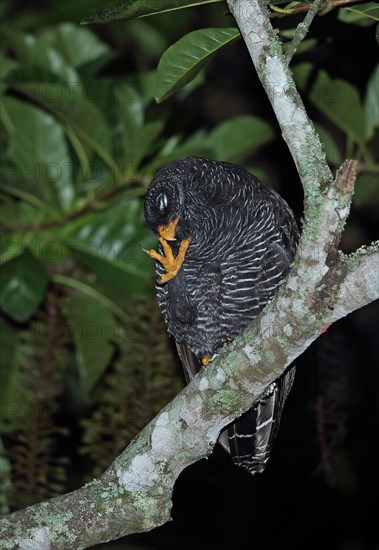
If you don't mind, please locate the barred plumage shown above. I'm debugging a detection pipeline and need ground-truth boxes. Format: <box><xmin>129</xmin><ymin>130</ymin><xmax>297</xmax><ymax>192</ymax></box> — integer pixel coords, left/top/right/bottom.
<box><xmin>144</xmin><ymin>157</ymin><xmax>299</xmax><ymax>475</ymax></box>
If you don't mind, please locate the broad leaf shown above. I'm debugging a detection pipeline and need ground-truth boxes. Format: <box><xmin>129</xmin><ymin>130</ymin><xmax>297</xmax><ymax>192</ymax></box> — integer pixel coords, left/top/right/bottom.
<box><xmin>155</xmin><ymin>28</ymin><xmax>240</xmax><ymax>103</ymax></box>
<box><xmin>4</xmin><ymin>64</ymin><xmax>63</xmax><ymax>87</ymax></box>
<box><xmin>2</xmin><ymin>28</ymin><xmax>78</xmax><ymax>83</ymax></box>
<box><xmin>126</xmin><ymin>71</ymin><xmax>157</xmax><ymax>107</ymax></box>
<box><xmin>364</xmin><ymin>64</ymin><xmax>379</xmax><ymax>140</ymax></box>
<box><xmin>37</xmin><ymin>23</ymin><xmax>110</xmax><ymax>67</ymax></box>
<box><xmin>62</xmin><ymin>296</ymin><xmax>115</xmax><ymax>395</ymax></box>
<box><xmin>142</xmin><ymin>130</ymin><xmax>214</xmax><ymax>174</ymax></box>
<box><xmin>206</xmin><ymin>116</ymin><xmax>274</xmax><ymax>162</ymax></box>
<box><xmin>0</xmin><ymin>251</ymin><xmax>49</xmax><ymax>322</ymax></box>
<box><xmin>117</xmin><ymin>83</ymin><xmax>144</xmax><ymax>129</ymax></box>
<box><xmin>10</xmin><ymin>82</ymin><xmax>112</xmax><ymax>167</ymax></box>
<box><xmin>124</xmin><ymin>19</ymin><xmax>169</xmax><ymax>59</ymax></box>
<box><xmin>82</xmin><ymin>0</ymin><xmax>223</xmax><ymax>24</ymax></box>
<box><xmin>5</xmin><ymin>98</ymin><xmax>74</xmax><ymax>211</ymax></box>
<box><xmin>314</xmin><ymin>124</ymin><xmax>343</xmax><ymax>166</ymax></box>
<box><xmin>338</xmin><ymin>2</ymin><xmax>379</xmax><ymax>26</ymax></box>
<box><xmin>0</xmin><ymin>55</ymin><xmax>18</xmax><ymax>80</ymax></box>
<box><xmin>125</xmin><ymin>121</ymin><xmax>164</xmax><ymax>169</ymax></box>
<box><xmin>292</xmin><ymin>62</ymin><xmax>314</xmax><ymax>91</ymax></box>
<box><xmin>310</xmin><ymin>72</ymin><xmax>366</xmax><ymax>151</ymax></box>
<box><xmin>62</xmin><ymin>200</ymin><xmax>156</xmax><ymax>298</ymax></box>
<box><xmin>114</xmin><ymin>84</ymin><xmax>161</xmax><ymax>171</ymax></box>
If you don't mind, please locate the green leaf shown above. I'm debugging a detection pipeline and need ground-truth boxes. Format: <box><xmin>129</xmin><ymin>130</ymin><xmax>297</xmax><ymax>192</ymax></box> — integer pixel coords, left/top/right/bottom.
<box><xmin>37</xmin><ymin>23</ymin><xmax>110</xmax><ymax>67</ymax></box>
<box><xmin>142</xmin><ymin>130</ymin><xmax>214</xmax><ymax>174</ymax></box>
<box><xmin>4</xmin><ymin>64</ymin><xmax>63</xmax><ymax>87</ymax></box>
<box><xmin>314</xmin><ymin>123</ymin><xmax>343</xmax><ymax>166</ymax></box>
<box><xmin>62</xmin><ymin>200</ymin><xmax>156</xmax><ymax>297</ymax></box>
<box><xmin>0</xmin><ymin>55</ymin><xmax>19</xmax><ymax>80</ymax></box>
<box><xmin>0</xmin><ymin>251</ymin><xmax>49</xmax><ymax>322</ymax></box>
<box><xmin>0</xmin><ymin>193</ymin><xmax>50</xmax><ymax>235</ymax></box>
<box><xmin>155</xmin><ymin>28</ymin><xmax>240</xmax><ymax>103</ymax></box>
<box><xmin>338</xmin><ymin>2</ymin><xmax>379</xmax><ymax>26</ymax></box>
<box><xmin>1</xmin><ymin>28</ymin><xmax>79</xmax><ymax>83</ymax></box>
<box><xmin>127</xmin><ymin>71</ymin><xmax>157</xmax><ymax>107</ymax></box>
<box><xmin>364</xmin><ymin>64</ymin><xmax>379</xmax><ymax>140</ymax></box>
<box><xmin>5</xmin><ymin>98</ymin><xmax>75</xmax><ymax>211</ymax></box>
<box><xmin>292</xmin><ymin>62</ymin><xmax>314</xmax><ymax>91</ymax></box>
<box><xmin>178</xmin><ymin>69</ymin><xmax>206</xmax><ymax>99</ymax></box>
<box><xmin>62</xmin><ymin>296</ymin><xmax>115</xmax><ymax>395</ymax></box>
<box><xmin>116</xmin><ymin>83</ymin><xmax>144</xmax><ymax>129</ymax></box>
<box><xmin>353</xmin><ymin>173</ymin><xmax>379</xmax><ymax>207</ymax></box>
<box><xmin>126</xmin><ymin>121</ymin><xmax>164</xmax><ymax>169</ymax></box>
<box><xmin>0</xmin><ymin>317</ymin><xmax>23</xmax><ymax>433</ymax></box>
<box><xmin>10</xmin><ymin>82</ymin><xmax>113</xmax><ymax>171</ymax></box>
<box><xmin>82</xmin><ymin>0</ymin><xmax>223</xmax><ymax>24</ymax></box>
<box><xmin>310</xmin><ymin>71</ymin><xmax>366</xmax><ymax>151</ymax></box>
<box><xmin>125</xmin><ymin>19</ymin><xmax>169</xmax><ymax>60</ymax></box>
<box><xmin>206</xmin><ymin>115</ymin><xmax>274</xmax><ymax>162</ymax></box>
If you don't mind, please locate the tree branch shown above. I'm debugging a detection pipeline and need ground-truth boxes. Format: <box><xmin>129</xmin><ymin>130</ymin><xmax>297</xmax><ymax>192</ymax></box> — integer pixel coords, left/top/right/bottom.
<box><xmin>1</xmin><ymin>2</ymin><xmax>378</xmax><ymax>548</ymax></box>
<box><xmin>1</xmin><ymin>237</ymin><xmax>377</xmax><ymax>548</ymax></box>
<box><xmin>269</xmin><ymin>0</ymin><xmax>364</xmax><ymax>18</ymax></box>
<box><xmin>227</xmin><ymin>0</ymin><xmax>333</xmax><ymax>196</ymax></box>
<box><xmin>285</xmin><ymin>0</ymin><xmax>322</xmax><ymax>63</ymax></box>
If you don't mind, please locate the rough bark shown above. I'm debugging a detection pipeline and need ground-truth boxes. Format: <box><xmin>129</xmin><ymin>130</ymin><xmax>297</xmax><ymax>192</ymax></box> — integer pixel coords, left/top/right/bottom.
<box><xmin>1</xmin><ymin>2</ymin><xmax>377</xmax><ymax>548</ymax></box>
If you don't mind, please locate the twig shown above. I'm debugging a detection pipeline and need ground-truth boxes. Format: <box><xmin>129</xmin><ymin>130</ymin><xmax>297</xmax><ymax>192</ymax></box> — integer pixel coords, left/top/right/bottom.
<box><xmin>269</xmin><ymin>0</ymin><xmax>364</xmax><ymax>18</ymax></box>
<box><xmin>285</xmin><ymin>0</ymin><xmax>322</xmax><ymax>63</ymax></box>
<box><xmin>0</xmin><ymin>176</ymin><xmax>149</xmax><ymax>233</ymax></box>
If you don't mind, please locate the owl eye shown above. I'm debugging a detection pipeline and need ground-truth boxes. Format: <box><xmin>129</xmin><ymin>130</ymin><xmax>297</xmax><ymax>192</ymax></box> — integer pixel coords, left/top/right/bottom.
<box><xmin>157</xmin><ymin>192</ymin><xmax>169</xmax><ymax>215</ymax></box>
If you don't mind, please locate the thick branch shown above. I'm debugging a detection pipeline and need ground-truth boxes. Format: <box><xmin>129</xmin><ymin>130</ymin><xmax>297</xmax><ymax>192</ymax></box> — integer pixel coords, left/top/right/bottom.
<box><xmin>1</xmin><ymin>237</ymin><xmax>377</xmax><ymax>548</ymax></box>
<box><xmin>227</xmin><ymin>0</ymin><xmax>333</xmax><ymax>200</ymax></box>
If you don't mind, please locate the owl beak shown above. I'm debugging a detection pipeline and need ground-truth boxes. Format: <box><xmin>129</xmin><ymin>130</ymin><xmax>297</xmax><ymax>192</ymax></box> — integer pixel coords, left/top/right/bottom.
<box><xmin>158</xmin><ymin>217</ymin><xmax>179</xmax><ymax>241</ymax></box>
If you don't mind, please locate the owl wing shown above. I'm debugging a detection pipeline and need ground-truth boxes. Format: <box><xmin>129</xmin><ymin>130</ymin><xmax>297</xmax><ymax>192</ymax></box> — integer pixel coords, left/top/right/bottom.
<box><xmin>176</xmin><ymin>342</ymin><xmax>200</xmax><ymax>383</ymax></box>
<box><xmin>215</xmin><ymin>202</ymin><xmax>298</xmax><ymax>475</ymax></box>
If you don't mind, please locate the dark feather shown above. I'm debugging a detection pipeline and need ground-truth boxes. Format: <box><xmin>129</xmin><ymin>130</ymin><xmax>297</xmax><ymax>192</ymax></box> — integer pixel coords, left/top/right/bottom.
<box><xmin>145</xmin><ymin>157</ymin><xmax>299</xmax><ymax>475</ymax></box>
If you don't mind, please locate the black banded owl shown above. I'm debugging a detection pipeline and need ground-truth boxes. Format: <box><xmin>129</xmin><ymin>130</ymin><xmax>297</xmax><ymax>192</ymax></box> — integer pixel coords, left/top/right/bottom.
<box><xmin>144</xmin><ymin>157</ymin><xmax>299</xmax><ymax>475</ymax></box>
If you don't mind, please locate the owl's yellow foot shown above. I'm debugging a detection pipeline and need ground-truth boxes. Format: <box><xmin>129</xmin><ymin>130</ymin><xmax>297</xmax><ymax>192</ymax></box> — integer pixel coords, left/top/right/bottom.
<box><xmin>143</xmin><ymin>235</ymin><xmax>192</xmax><ymax>284</ymax></box>
<box><xmin>201</xmin><ymin>353</ymin><xmax>219</xmax><ymax>366</ymax></box>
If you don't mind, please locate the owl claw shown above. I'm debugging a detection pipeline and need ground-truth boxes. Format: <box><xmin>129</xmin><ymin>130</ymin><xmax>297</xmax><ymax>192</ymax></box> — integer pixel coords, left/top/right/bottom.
<box><xmin>143</xmin><ymin>235</ymin><xmax>192</xmax><ymax>284</ymax></box>
<box><xmin>201</xmin><ymin>353</ymin><xmax>218</xmax><ymax>366</ymax></box>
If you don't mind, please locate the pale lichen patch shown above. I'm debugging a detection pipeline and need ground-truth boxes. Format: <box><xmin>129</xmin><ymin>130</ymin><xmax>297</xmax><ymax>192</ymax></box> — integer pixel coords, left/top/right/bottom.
<box><xmin>198</xmin><ymin>377</ymin><xmax>209</xmax><ymax>391</ymax></box>
<box><xmin>242</xmin><ymin>343</ymin><xmax>261</xmax><ymax>364</ymax></box>
<box><xmin>19</xmin><ymin>527</ymin><xmax>51</xmax><ymax>550</ymax></box>
<box><xmin>283</xmin><ymin>324</ymin><xmax>293</xmax><ymax>337</ymax></box>
<box><xmin>216</xmin><ymin>368</ymin><xmax>226</xmax><ymax>383</ymax></box>
<box><xmin>117</xmin><ymin>454</ymin><xmax>159</xmax><ymax>492</ymax></box>
<box><xmin>151</xmin><ymin>412</ymin><xmax>180</xmax><ymax>457</ymax></box>
<box><xmin>180</xmin><ymin>394</ymin><xmax>203</xmax><ymax>427</ymax></box>
<box><xmin>337</xmin><ymin>205</ymin><xmax>350</xmax><ymax>220</ymax></box>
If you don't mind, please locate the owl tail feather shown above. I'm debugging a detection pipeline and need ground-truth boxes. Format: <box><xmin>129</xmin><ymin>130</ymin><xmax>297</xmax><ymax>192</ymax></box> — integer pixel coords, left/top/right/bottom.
<box><xmin>226</xmin><ymin>367</ymin><xmax>296</xmax><ymax>475</ymax></box>
<box><xmin>176</xmin><ymin>342</ymin><xmax>295</xmax><ymax>476</ymax></box>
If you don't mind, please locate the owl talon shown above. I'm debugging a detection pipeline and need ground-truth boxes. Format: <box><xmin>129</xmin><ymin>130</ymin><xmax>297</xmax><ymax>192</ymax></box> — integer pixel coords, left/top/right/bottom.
<box><xmin>144</xmin><ymin>235</ymin><xmax>192</xmax><ymax>284</ymax></box>
<box><xmin>201</xmin><ymin>353</ymin><xmax>218</xmax><ymax>366</ymax></box>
